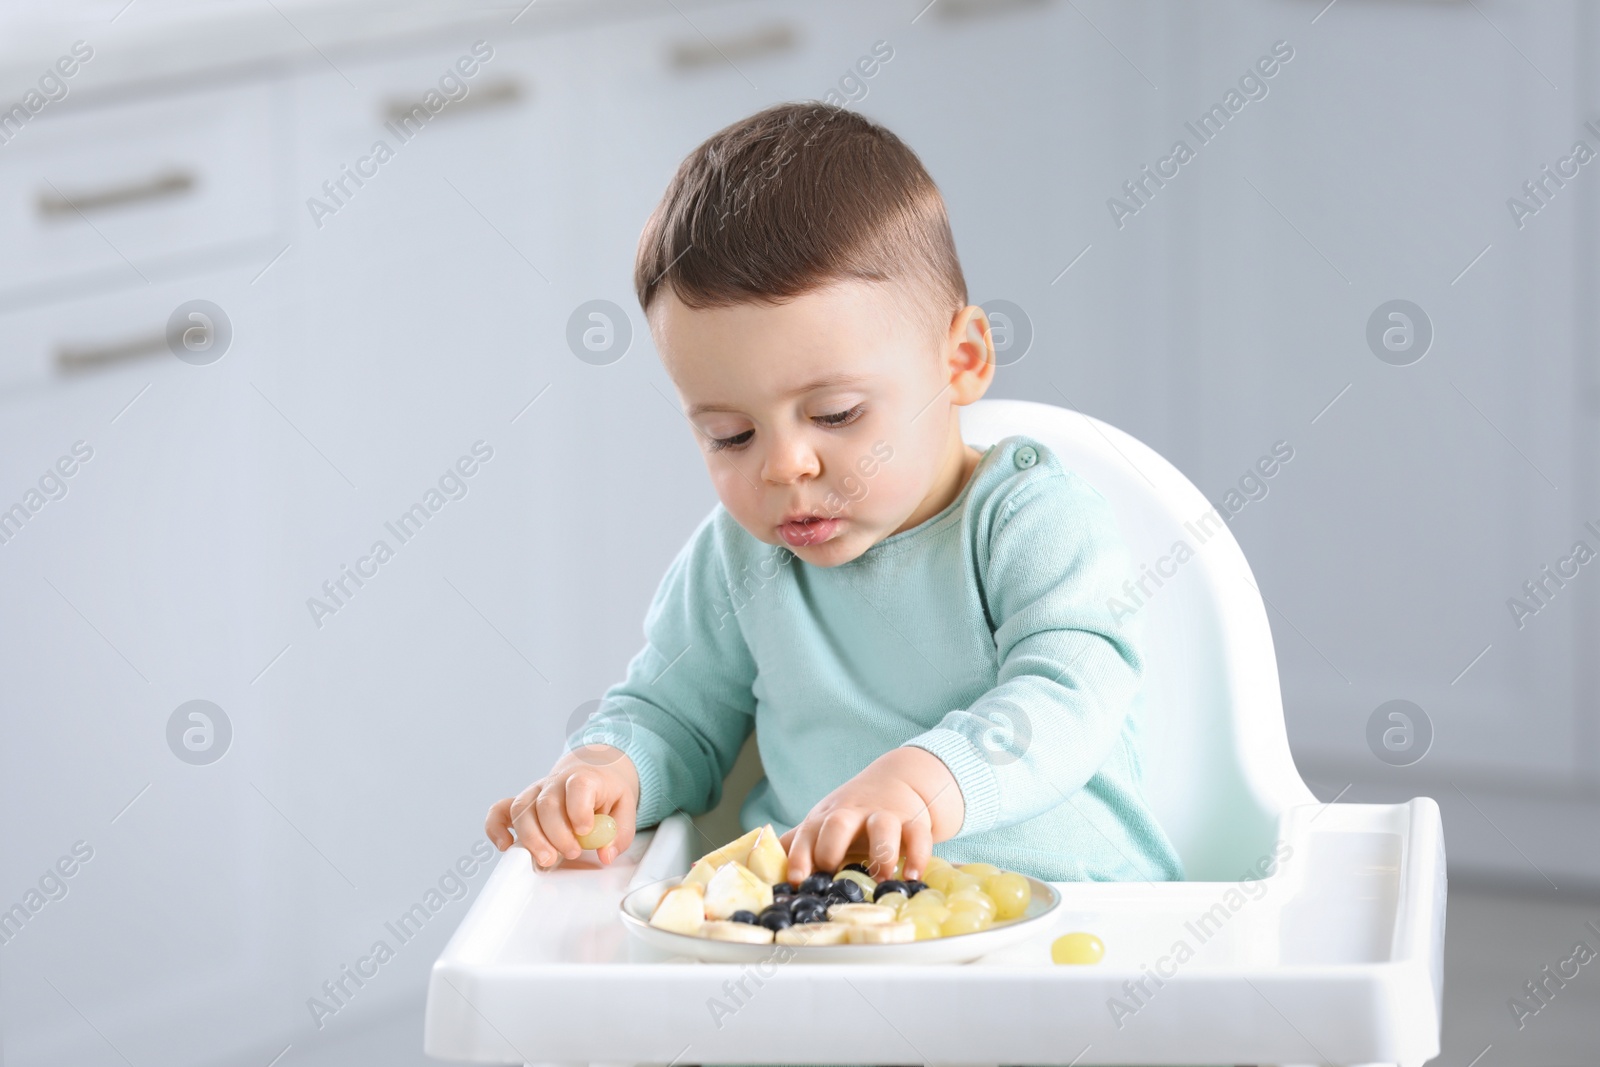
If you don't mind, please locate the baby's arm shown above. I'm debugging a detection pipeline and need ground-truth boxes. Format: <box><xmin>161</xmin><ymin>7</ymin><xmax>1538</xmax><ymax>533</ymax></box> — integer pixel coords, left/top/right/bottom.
<box><xmin>899</xmin><ymin>471</ymin><xmax>1145</xmax><ymax>837</ymax></box>
<box><xmin>487</xmin><ymin>509</ymin><xmax>758</xmax><ymax>868</ymax></box>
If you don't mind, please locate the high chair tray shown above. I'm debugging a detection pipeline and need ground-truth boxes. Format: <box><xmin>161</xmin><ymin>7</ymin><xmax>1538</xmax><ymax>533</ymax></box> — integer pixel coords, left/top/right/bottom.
<box><xmin>425</xmin><ymin>799</ymin><xmax>1444</xmax><ymax>1067</ymax></box>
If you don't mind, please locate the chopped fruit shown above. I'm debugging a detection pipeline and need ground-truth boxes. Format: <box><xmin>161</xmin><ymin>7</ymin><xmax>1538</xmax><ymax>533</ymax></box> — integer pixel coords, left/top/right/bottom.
<box><xmin>682</xmin><ymin>858</ymin><xmax>722</xmax><ymax>889</ymax></box>
<box><xmin>900</xmin><ymin>899</ymin><xmax>950</xmax><ymax>924</ymax></box>
<box><xmin>694</xmin><ymin>826</ymin><xmax>763</xmax><ymax>870</ymax></box>
<box><xmin>1051</xmin><ymin>931</ymin><xmax>1105</xmax><ymax>964</ymax></box>
<box><xmin>826</xmin><ymin>902</ymin><xmax>898</xmax><ymax>925</ymax></box>
<box><xmin>576</xmin><ymin>813</ymin><xmax>618</xmax><ymax>850</ymax></box>
<box><xmin>946</xmin><ymin>888</ymin><xmax>997</xmax><ymax>918</ymax></box>
<box><xmin>983</xmin><ymin>872</ymin><xmax>1031</xmax><ymax>919</ymax></box>
<box><xmin>826</xmin><ymin>878</ymin><xmax>866</xmax><ymax>903</ymax></box>
<box><xmin>834</xmin><ymin>869</ymin><xmax>877</xmax><ymax>896</ymax></box>
<box><xmin>875</xmin><ymin>891</ymin><xmax>909</xmax><ymax>912</ymax></box>
<box><xmin>649</xmin><ymin>826</ymin><xmax>1043</xmax><ymax>946</ymax></box>
<box><xmin>746</xmin><ymin>824</ymin><xmax>788</xmax><ymax>885</ymax></box>
<box><xmin>846</xmin><ymin>920</ymin><xmax>916</xmax><ymax>944</ymax></box>
<box><xmin>700</xmin><ymin>919</ymin><xmax>774</xmax><ymax>944</ymax></box>
<box><xmin>799</xmin><ymin>872</ymin><xmax>834</xmax><ymax>896</ymax></box>
<box><xmin>939</xmin><ymin>909</ymin><xmax>991</xmax><ymax>936</ymax></box>
<box><xmin>648</xmin><ymin>883</ymin><xmax>706</xmax><ymax>935</ymax></box>
<box><xmin>704</xmin><ymin>860</ymin><xmax>773</xmax><ymax>920</ymax></box>
<box><xmin>790</xmin><ymin>897</ymin><xmax>828</xmax><ymax>924</ymax></box>
<box><xmin>776</xmin><ymin>921</ymin><xmax>850</xmax><ymax>946</ymax></box>
<box><xmin>944</xmin><ymin>872</ymin><xmax>984</xmax><ymax>894</ymax></box>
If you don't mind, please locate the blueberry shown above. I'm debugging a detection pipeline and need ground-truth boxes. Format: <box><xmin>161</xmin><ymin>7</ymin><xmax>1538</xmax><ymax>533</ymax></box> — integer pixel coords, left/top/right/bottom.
<box><xmin>790</xmin><ymin>897</ymin><xmax>827</xmax><ymax>923</ymax></box>
<box><xmin>872</xmin><ymin>880</ymin><xmax>908</xmax><ymax>902</ymax></box>
<box><xmin>758</xmin><ymin>909</ymin><xmax>793</xmax><ymax>931</ymax></box>
<box><xmin>826</xmin><ymin>878</ymin><xmax>865</xmax><ymax>903</ymax></box>
<box><xmin>903</xmin><ymin>879</ymin><xmax>927</xmax><ymax>897</ymax></box>
<box><xmin>841</xmin><ymin>862</ymin><xmax>870</xmax><ymax>875</ymax></box>
<box><xmin>729</xmin><ymin>910</ymin><xmax>759</xmax><ymax>924</ymax></box>
<box><xmin>773</xmin><ymin>881</ymin><xmax>799</xmax><ymax>897</ymax></box>
<box><xmin>799</xmin><ymin>872</ymin><xmax>834</xmax><ymax>896</ymax></box>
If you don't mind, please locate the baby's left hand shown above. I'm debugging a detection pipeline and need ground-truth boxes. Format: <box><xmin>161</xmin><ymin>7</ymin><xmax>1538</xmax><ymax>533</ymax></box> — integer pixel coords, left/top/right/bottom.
<box><xmin>780</xmin><ymin>747</ymin><xmax>964</xmax><ymax>883</ymax></box>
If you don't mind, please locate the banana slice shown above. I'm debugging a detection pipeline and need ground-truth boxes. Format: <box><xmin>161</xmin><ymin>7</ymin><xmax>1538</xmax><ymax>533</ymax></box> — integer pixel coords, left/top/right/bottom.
<box><xmin>698</xmin><ymin>920</ymin><xmax>775</xmax><ymax>944</ymax></box>
<box><xmin>826</xmin><ymin>902</ymin><xmax>898</xmax><ymax>926</ymax></box>
<box><xmin>846</xmin><ymin>920</ymin><xmax>917</xmax><ymax>944</ymax></box>
<box><xmin>775</xmin><ymin>921</ymin><xmax>850</xmax><ymax>946</ymax></box>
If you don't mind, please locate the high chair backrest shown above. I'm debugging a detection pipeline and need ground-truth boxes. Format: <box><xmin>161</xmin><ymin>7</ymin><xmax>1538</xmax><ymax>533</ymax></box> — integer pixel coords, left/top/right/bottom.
<box><xmin>958</xmin><ymin>398</ymin><xmax>1316</xmax><ymax>880</ymax></box>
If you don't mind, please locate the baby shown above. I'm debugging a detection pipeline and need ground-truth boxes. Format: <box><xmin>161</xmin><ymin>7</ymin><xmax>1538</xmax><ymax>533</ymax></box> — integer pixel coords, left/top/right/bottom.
<box><xmin>486</xmin><ymin>101</ymin><xmax>1182</xmax><ymax>893</ymax></box>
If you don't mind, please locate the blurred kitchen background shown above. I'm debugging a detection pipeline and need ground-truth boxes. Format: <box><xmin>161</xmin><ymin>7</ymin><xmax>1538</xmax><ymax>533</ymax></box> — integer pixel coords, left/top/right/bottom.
<box><xmin>0</xmin><ymin>0</ymin><xmax>1596</xmax><ymax>1063</ymax></box>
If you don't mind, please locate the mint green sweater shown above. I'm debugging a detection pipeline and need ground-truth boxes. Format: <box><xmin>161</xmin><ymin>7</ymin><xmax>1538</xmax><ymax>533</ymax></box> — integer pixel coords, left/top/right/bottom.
<box><xmin>569</xmin><ymin>434</ymin><xmax>1183</xmax><ymax>883</ymax></box>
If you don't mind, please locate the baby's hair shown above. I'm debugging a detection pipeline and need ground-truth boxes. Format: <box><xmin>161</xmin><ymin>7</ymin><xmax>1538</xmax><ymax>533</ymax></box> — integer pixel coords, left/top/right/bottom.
<box><xmin>633</xmin><ymin>101</ymin><xmax>967</xmax><ymax>344</ymax></box>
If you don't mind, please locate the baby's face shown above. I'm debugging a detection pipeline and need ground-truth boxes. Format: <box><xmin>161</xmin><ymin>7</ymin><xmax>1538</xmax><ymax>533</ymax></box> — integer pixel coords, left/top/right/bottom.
<box><xmin>652</xmin><ymin>278</ymin><xmax>985</xmax><ymax>567</ymax></box>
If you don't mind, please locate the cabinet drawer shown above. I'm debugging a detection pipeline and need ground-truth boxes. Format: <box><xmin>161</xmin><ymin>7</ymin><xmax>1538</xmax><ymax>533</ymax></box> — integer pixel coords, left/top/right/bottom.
<box><xmin>0</xmin><ymin>80</ymin><xmax>280</xmax><ymax>298</ymax></box>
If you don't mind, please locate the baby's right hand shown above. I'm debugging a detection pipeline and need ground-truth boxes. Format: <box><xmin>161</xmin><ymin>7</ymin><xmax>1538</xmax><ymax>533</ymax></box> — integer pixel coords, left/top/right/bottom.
<box><xmin>485</xmin><ymin>744</ymin><xmax>640</xmax><ymax>869</ymax></box>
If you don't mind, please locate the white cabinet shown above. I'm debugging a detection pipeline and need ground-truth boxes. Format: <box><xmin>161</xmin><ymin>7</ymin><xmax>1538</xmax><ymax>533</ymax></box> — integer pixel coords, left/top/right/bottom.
<box><xmin>0</xmin><ymin>87</ymin><xmax>299</xmax><ymax>1064</ymax></box>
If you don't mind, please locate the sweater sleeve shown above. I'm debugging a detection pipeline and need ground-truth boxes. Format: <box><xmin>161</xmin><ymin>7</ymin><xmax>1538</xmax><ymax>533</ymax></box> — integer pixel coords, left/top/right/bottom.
<box><xmin>899</xmin><ymin>471</ymin><xmax>1145</xmax><ymax>838</ymax></box>
<box><xmin>564</xmin><ymin>507</ymin><xmax>758</xmax><ymax>831</ymax></box>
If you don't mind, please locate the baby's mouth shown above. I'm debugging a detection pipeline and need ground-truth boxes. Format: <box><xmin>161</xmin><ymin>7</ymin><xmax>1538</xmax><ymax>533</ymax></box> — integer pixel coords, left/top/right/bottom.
<box><xmin>777</xmin><ymin>515</ymin><xmax>842</xmax><ymax>547</ymax></box>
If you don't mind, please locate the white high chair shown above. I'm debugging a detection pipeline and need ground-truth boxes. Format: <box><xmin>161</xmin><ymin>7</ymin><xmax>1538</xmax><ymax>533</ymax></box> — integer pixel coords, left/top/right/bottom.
<box><xmin>425</xmin><ymin>398</ymin><xmax>1447</xmax><ymax>1067</ymax></box>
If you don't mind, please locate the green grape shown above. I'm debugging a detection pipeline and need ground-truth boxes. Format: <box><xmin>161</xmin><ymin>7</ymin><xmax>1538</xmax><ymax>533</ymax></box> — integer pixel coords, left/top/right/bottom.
<box><xmin>944</xmin><ymin>872</ymin><xmax>984</xmax><ymax>894</ymax></box>
<box><xmin>1051</xmin><ymin>931</ymin><xmax>1105</xmax><ymax>965</ymax></box>
<box><xmin>901</xmin><ymin>899</ymin><xmax>951</xmax><ymax>924</ymax></box>
<box><xmin>835</xmin><ymin>869</ymin><xmax>877</xmax><ymax>895</ymax></box>
<box><xmin>939</xmin><ymin>909</ymin><xmax>990</xmax><ymax>937</ymax></box>
<box><xmin>957</xmin><ymin>862</ymin><xmax>1000</xmax><ymax>876</ymax></box>
<box><xmin>576</xmin><ymin>813</ymin><xmax>617</xmax><ymax>850</ymax></box>
<box><xmin>946</xmin><ymin>888</ymin><xmax>996</xmax><ymax>918</ymax></box>
<box><xmin>983</xmin><ymin>872</ymin><xmax>1031</xmax><ymax>919</ymax></box>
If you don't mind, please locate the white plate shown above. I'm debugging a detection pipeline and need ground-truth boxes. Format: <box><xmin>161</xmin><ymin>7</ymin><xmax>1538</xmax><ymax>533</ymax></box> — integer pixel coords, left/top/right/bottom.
<box><xmin>619</xmin><ymin>875</ymin><xmax>1061</xmax><ymax>964</ymax></box>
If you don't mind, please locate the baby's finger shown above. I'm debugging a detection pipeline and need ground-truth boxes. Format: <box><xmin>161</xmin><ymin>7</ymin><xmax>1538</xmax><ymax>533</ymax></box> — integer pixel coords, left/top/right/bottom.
<box><xmin>785</xmin><ymin>819</ymin><xmax>821</xmax><ymax>882</ymax></box>
<box><xmin>511</xmin><ymin>795</ymin><xmax>560</xmax><ymax>870</ymax></box>
<box><xmin>535</xmin><ymin>785</ymin><xmax>583</xmax><ymax>860</ymax></box>
<box><xmin>901</xmin><ymin>817</ymin><xmax>933</xmax><ymax>882</ymax></box>
<box><xmin>863</xmin><ymin>810</ymin><xmax>902</xmax><ymax>881</ymax></box>
<box><xmin>485</xmin><ymin>797</ymin><xmax>516</xmax><ymax>850</ymax></box>
<box><xmin>812</xmin><ymin>810</ymin><xmax>864</xmax><ymax>874</ymax></box>
<box><xmin>598</xmin><ymin>778</ymin><xmax>639</xmax><ymax>865</ymax></box>
<box><xmin>564</xmin><ymin>772</ymin><xmax>599</xmax><ymax>839</ymax></box>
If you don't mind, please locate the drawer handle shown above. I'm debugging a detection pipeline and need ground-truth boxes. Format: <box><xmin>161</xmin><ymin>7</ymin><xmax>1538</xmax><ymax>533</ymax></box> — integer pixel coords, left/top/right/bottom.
<box><xmin>38</xmin><ymin>168</ymin><xmax>196</xmax><ymax>219</ymax></box>
<box><xmin>931</xmin><ymin>0</ymin><xmax>1053</xmax><ymax>19</ymax></box>
<box><xmin>382</xmin><ymin>77</ymin><xmax>524</xmax><ymax>124</ymax></box>
<box><xmin>54</xmin><ymin>330</ymin><xmax>167</xmax><ymax>375</ymax></box>
<box><xmin>670</xmin><ymin>23</ymin><xmax>797</xmax><ymax>70</ymax></box>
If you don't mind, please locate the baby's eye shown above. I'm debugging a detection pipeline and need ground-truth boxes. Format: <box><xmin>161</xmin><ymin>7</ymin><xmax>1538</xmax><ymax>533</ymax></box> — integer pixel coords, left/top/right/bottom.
<box><xmin>707</xmin><ymin>429</ymin><xmax>754</xmax><ymax>453</ymax></box>
<box><xmin>815</xmin><ymin>404</ymin><xmax>865</xmax><ymax>428</ymax></box>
